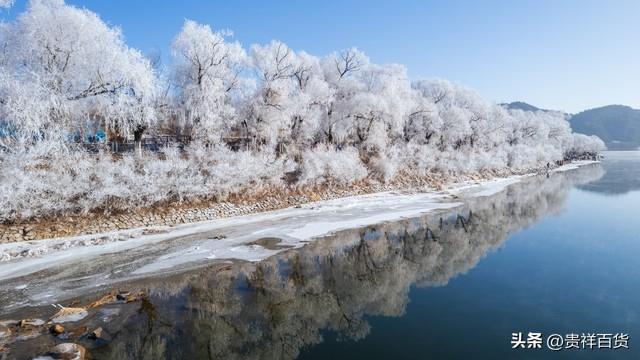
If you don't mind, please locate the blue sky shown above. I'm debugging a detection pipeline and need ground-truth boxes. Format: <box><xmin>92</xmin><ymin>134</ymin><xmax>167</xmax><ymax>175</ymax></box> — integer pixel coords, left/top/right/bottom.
<box><xmin>2</xmin><ymin>0</ymin><xmax>638</xmax><ymax>113</ymax></box>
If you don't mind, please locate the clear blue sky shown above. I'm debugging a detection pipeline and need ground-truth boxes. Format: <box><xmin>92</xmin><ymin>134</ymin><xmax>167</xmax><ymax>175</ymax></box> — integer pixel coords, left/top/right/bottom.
<box><xmin>2</xmin><ymin>0</ymin><xmax>639</xmax><ymax>113</ymax></box>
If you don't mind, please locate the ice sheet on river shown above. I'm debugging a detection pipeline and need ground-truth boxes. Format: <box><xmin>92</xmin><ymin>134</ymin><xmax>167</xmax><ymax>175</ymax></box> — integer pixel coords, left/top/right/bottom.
<box><xmin>0</xmin><ymin>191</ymin><xmax>460</xmax><ymax>279</ymax></box>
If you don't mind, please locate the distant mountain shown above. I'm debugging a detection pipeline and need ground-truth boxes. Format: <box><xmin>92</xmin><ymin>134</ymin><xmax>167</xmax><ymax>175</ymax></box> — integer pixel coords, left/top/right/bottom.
<box><xmin>569</xmin><ymin>105</ymin><xmax>640</xmax><ymax>150</ymax></box>
<box><xmin>501</xmin><ymin>101</ymin><xmax>548</xmax><ymax>112</ymax></box>
<box><xmin>503</xmin><ymin>102</ymin><xmax>640</xmax><ymax>150</ymax></box>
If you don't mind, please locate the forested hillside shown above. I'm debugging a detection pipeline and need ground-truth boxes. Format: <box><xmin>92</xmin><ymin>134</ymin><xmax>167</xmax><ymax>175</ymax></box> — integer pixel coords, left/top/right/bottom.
<box><xmin>569</xmin><ymin>105</ymin><xmax>640</xmax><ymax>150</ymax></box>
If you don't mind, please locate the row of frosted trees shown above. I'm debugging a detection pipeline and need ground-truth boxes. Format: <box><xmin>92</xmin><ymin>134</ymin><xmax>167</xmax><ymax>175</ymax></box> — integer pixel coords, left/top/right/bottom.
<box><xmin>0</xmin><ymin>0</ymin><xmax>605</xmax><ymax>221</ymax></box>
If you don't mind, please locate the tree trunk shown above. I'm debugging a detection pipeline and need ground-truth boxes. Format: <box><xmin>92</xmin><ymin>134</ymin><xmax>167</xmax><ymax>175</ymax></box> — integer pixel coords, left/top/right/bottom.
<box><xmin>133</xmin><ymin>124</ymin><xmax>146</xmax><ymax>157</ymax></box>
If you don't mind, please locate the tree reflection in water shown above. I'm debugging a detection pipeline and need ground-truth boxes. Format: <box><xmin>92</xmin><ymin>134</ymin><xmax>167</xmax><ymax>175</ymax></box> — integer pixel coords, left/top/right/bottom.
<box><xmin>77</xmin><ymin>165</ymin><xmax>605</xmax><ymax>359</ymax></box>
<box><xmin>577</xmin><ymin>152</ymin><xmax>640</xmax><ymax>195</ymax></box>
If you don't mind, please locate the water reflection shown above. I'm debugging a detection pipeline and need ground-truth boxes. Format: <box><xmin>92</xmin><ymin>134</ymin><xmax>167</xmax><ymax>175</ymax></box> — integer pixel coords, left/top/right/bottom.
<box><xmin>89</xmin><ymin>165</ymin><xmax>602</xmax><ymax>360</ymax></box>
<box><xmin>578</xmin><ymin>151</ymin><xmax>640</xmax><ymax>195</ymax></box>
<box><xmin>2</xmin><ymin>164</ymin><xmax>604</xmax><ymax>359</ymax></box>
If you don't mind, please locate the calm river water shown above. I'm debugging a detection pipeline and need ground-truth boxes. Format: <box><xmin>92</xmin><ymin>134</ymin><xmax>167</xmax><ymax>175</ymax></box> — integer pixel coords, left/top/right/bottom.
<box><xmin>2</xmin><ymin>151</ymin><xmax>639</xmax><ymax>359</ymax></box>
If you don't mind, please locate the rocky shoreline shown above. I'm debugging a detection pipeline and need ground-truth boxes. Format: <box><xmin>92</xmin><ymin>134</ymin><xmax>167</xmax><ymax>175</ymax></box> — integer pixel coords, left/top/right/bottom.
<box><xmin>0</xmin><ymin>166</ymin><xmax>551</xmax><ymax>244</ymax></box>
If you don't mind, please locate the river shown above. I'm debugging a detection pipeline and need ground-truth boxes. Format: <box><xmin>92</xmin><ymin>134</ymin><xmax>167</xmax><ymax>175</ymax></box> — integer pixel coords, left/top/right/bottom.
<box><xmin>1</xmin><ymin>152</ymin><xmax>639</xmax><ymax>359</ymax></box>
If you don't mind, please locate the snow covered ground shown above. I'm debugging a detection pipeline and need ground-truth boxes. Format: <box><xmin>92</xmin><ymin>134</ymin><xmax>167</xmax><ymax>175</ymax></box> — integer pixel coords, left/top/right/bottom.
<box><xmin>0</xmin><ymin>161</ymin><xmax>597</xmax><ymax>311</ymax></box>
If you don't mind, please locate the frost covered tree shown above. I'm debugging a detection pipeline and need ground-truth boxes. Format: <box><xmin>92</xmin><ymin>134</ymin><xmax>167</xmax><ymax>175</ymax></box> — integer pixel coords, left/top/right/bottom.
<box><xmin>244</xmin><ymin>40</ymin><xmax>297</xmax><ymax>150</ymax></box>
<box><xmin>245</xmin><ymin>44</ymin><xmax>332</xmax><ymax>153</ymax></box>
<box><xmin>318</xmin><ymin>48</ymin><xmax>368</xmax><ymax>145</ymax></box>
<box><xmin>0</xmin><ymin>0</ymin><xmax>158</xmax><ymax>143</ymax></box>
<box><xmin>171</xmin><ymin>20</ymin><xmax>248</xmax><ymax>144</ymax></box>
<box><xmin>287</xmin><ymin>51</ymin><xmax>332</xmax><ymax>149</ymax></box>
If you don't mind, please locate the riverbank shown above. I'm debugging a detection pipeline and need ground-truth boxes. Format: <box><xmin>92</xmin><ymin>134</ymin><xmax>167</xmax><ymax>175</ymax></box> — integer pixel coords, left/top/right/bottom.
<box><xmin>0</xmin><ymin>161</ymin><xmax>597</xmax><ymax>244</ymax></box>
<box><xmin>0</xmin><ymin>159</ymin><xmax>604</xmax><ymax>320</ymax></box>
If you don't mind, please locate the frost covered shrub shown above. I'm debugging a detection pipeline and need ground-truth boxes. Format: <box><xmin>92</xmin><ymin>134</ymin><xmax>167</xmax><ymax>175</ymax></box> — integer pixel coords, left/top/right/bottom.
<box><xmin>367</xmin><ymin>147</ymin><xmax>402</xmax><ymax>181</ymax></box>
<box><xmin>0</xmin><ymin>141</ymin><xmax>96</xmax><ymax>219</ymax></box>
<box><xmin>299</xmin><ymin>146</ymin><xmax>367</xmax><ymax>185</ymax></box>
<box><xmin>505</xmin><ymin>144</ymin><xmax>562</xmax><ymax>170</ymax></box>
<box><xmin>569</xmin><ymin>134</ymin><xmax>606</xmax><ymax>155</ymax></box>
<box><xmin>0</xmin><ymin>141</ymin><xmax>291</xmax><ymax>221</ymax></box>
<box><xmin>389</xmin><ymin>143</ymin><xmax>438</xmax><ymax>177</ymax></box>
<box><xmin>469</xmin><ymin>150</ymin><xmax>508</xmax><ymax>171</ymax></box>
<box><xmin>186</xmin><ymin>143</ymin><xmax>288</xmax><ymax>193</ymax></box>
